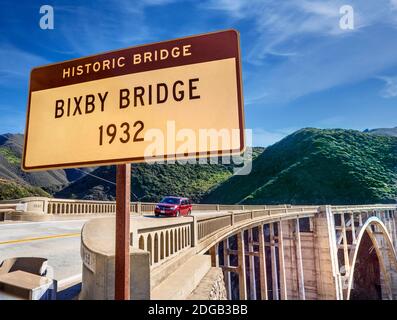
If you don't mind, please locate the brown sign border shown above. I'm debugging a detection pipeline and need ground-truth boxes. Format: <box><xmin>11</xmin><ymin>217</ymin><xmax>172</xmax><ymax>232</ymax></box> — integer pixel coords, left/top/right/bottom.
<box><xmin>22</xmin><ymin>29</ymin><xmax>245</xmax><ymax>171</ymax></box>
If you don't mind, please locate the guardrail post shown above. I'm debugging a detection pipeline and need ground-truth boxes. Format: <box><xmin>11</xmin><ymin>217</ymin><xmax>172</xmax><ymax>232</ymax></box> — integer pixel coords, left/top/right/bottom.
<box><xmin>43</xmin><ymin>198</ymin><xmax>49</xmax><ymax>214</ymax></box>
<box><xmin>217</xmin><ymin>205</ymin><xmax>220</xmax><ymax>211</ymax></box>
<box><xmin>231</xmin><ymin>212</ymin><xmax>234</xmax><ymax>226</ymax></box>
<box><xmin>137</xmin><ymin>202</ymin><xmax>142</xmax><ymax>215</ymax></box>
<box><xmin>191</xmin><ymin>215</ymin><xmax>198</xmax><ymax>247</ymax></box>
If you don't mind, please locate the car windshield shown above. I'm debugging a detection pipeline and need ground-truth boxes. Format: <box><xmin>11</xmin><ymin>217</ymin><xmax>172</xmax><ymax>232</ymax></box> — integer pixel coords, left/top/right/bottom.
<box><xmin>160</xmin><ymin>197</ymin><xmax>181</xmax><ymax>204</ymax></box>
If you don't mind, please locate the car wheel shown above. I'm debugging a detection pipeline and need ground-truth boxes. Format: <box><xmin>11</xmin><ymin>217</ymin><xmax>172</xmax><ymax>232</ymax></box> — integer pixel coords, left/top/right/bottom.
<box><xmin>155</xmin><ymin>213</ymin><xmax>160</xmax><ymax>217</ymax></box>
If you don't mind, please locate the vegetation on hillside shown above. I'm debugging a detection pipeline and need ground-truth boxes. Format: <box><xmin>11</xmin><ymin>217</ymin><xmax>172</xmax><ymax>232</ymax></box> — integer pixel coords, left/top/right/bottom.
<box><xmin>0</xmin><ymin>133</ymin><xmax>96</xmax><ymax>194</ymax></box>
<box><xmin>0</xmin><ymin>178</ymin><xmax>50</xmax><ymax>200</ymax></box>
<box><xmin>56</xmin><ymin>147</ymin><xmax>265</xmax><ymax>202</ymax></box>
<box><xmin>0</xmin><ymin>146</ymin><xmax>20</xmax><ymax>165</ymax></box>
<box><xmin>202</xmin><ymin>128</ymin><xmax>397</xmax><ymax>205</ymax></box>
<box><xmin>2</xmin><ymin>127</ymin><xmax>397</xmax><ymax>206</ymax></box>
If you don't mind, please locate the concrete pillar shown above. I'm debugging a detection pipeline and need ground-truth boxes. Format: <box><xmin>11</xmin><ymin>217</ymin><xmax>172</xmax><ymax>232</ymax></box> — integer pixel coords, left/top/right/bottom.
<box><xmin>258</xmin><ymin>224</ymin><xmax>268</xmax><ymax>300</ymax></box>
<box><xmin>295</xmin><ymin>218</ymin><xmax>305</xmax><ymax>300</ymax></box>
<box><xmin>223</xmin><ymin>238</ymin><xmax>232</xmax><ymax>300</ymax></box>
<box><xmin>278</xmin><ymin>221</ymin><xmax>287</xmax><ymax>300</ymax></box>
<box><xmin>350</xmin><ymin>212</ymin><xmax>356</xmax><ymax>244</ymax></box>
<box><xmin>313</xmin><ymin>206</ymin><xmax>341</xmax><ymax>300</ymax></box>
<box><xmin>388</xmin><ymin>211</ymin><xmax>396</xmax><ymax>249</ymax></box>
<box><xmin>80</xmin><ymin>217</ymin><xmax>150</xmax><ymax>300</ymax></box>
<box><xmin>392</xmin><ymin>211</ymin><xmax>397</xmax><ymax>249</ymax></box>
<box><xmin>237</xmin><ymin>231</ymin><xmax>247</xmax><ymax>300</ymax></box>
<box><xmin>340</xmin><ymin>213</ymin><xmax>350</xmax><ymax>275</ymax></box>
<box><xmin>247</xmin><ymin>228</ymin><xmax>257</xmax><ymax>300</ymax></box>
<box><xmin>269</xmin><ymin>223</ymin><xmax>279</xmax><ymax>300</ymax></box>
<box><xmin>210</xmin><ymin>243</ymin><xmax>219</xmax><ymax>267</ymax></box>
<box><xmin>358</xmin><ymin>212</ymin><xmax>363</xmax><ymax>227</ymax></box>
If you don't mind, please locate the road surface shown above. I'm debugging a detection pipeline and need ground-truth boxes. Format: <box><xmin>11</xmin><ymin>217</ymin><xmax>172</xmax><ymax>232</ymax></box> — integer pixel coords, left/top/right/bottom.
<box><xmin>0</xmin><ymin>210</ymin><xmax>222</xmax><ymax>286</ymax></box>
<box><xmin>0</xmin><ymin>219</ymin><xmax>85</xmax><ymax>285</ymax></box>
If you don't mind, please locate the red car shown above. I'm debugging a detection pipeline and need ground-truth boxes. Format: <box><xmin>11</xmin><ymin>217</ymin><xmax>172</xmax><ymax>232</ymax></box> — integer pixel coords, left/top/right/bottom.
<box><xmin>154</xmin><ymin>196</ymin><xmax>192</xmax><ymax>217</ymax></box>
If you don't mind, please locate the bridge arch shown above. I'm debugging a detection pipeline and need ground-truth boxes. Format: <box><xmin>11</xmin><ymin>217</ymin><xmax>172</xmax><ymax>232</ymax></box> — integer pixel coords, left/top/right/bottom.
<box><xmin>346</xmin><ymin>217</ymin><xmax>397</xmax><ymax>300</ymax></box>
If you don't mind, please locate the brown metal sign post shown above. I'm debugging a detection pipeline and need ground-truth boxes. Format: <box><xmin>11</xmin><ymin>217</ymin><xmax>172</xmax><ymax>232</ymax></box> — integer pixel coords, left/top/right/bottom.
<box><xmin>115</xmin><ymin>163</ymin><xmax>131</xmax><ymax>300</ymax></box>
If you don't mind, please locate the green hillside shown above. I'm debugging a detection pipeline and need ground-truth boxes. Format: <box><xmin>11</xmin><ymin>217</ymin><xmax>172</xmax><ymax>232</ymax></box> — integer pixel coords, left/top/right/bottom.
<box><xmin>3</xmin><ymin>127</ymin><xmax>396</xmax><ymax>205</ymax></box>
<box><xmin>0</xmin><ymin>178</ymin><xmax>50</xmax><ymax>200</ymax></box>
<box><xmin>202</xmin><ymin>128</ymin><xmax>397</xmax><ymax>205</ymax></box>
<box><xmin>55</xmin><ymin>147</ymin><xmax>264</xmax><ymax>202</ymax></box>
<box><xmin>0</xmin><ymin>133</ymin><xmax>96</xmax><ymax>194</ymax></box>
<box><xmin>0</xmin><ymin>130</ymin><xmax>263</xmax><ymax>202</ymax></box>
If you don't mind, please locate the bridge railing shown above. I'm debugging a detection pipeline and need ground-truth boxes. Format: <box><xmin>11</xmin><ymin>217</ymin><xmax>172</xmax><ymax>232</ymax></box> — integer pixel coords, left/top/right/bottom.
<box><xmin>195</xmin><ymin>207</ymin><xmax>320</xmax><ymax>244</ymax></box>
<box><xmin>0</xmin><ymin>203</ymin><xmax>23</xmax><ymax>221</ymax></box>
<box><xmin>133</xmin><ymin>218</ymin><xmax>193</xmax><ymax>268</ymax></box>
<box><xmin>0</xmin><ymin>197</ymin><xmax>306</xmax><ymax>217</ymax></box>
<box><xmin>197</xmin><ymin>213</ymin><xmax>232</xmax><ymax>241</ymax></box>
<box><xmin>330</xmin><ymin>204</ymin><xmax>397</xmax><ymax>213</ymax></box>
<box><xmin>127</xmin><ymin>206</ymin><xmax>323</xmax><ymax>271</ymax></box>
<box><xmin>192</xmin><ymin>204</ymin><xmax>218</xmax><ymax>211</ymax></box>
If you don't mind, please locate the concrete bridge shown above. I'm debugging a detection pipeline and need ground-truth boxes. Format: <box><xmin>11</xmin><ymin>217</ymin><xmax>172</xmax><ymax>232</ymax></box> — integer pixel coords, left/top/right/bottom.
<box><xmin>1</xmin><ymin>197</ymin><xmax>397</xmax><ymax>300</ymax></box>
<box><xmin>67</xmin><ymin>201</ymin><xmax>397</xmax><ymax>300</ymax></box>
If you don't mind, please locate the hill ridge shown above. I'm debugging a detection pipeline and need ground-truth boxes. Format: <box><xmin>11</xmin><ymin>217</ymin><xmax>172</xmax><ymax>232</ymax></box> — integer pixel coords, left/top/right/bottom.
<box><xmin>202</xmin><ymin>128</ymin><xmax>397</xmax><ymax>205</ymax></box>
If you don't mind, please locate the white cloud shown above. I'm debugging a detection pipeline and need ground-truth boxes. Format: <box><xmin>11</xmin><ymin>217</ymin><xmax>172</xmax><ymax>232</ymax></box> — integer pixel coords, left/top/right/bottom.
<box><xmin>377</xmin><ymin>76</ymin><xmax>397</xmax><ymax>98</ymax></box>
<box><xmin>55</xmin><ymin>0</ymin><xmax>176</xmax><ymax>56</ymax></box>
<box><xmin>0</xmin><ymin>45</ymin><xmax>48</xmax><ymax>87</ymax></box>
<box><xmin>141</xmin><ymin>0</ymin><xmax>176</xmax><ymax>5</ymax></box>
<box><xmin>203</xmin><ymin>0</ymin><xmax>397</xmax><ymax>105</ymax></box>
<box><xmin>203</xmin><ymin>0</ymin><xmax>247</xmax><ymax>18</ymax></box>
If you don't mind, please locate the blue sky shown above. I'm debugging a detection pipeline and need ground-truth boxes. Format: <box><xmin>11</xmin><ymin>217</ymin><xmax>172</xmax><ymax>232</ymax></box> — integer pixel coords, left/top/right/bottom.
<box><xmin>1</xmin><ymin>0</ymin><xmax>397</xmax><ymax>146</ymax></box>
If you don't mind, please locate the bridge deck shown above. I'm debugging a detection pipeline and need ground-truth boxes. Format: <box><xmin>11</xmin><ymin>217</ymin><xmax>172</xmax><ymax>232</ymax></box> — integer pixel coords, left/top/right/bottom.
<box><xmin>0</xmin><ymin>210</ymin><xmax>227</xmax><ymax>290</ymax></box>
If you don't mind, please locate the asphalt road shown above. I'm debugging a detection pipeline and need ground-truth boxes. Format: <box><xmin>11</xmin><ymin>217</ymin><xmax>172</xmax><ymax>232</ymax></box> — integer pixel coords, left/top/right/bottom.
<box><xmin>0</xmin><ymin>219</ymin><xmax>85</xmax><ymax>283</ymax></box>
<box><xmin>0</xmin><ymin>210</ymin><xmax>221</xmax><ymax>285</ymax></box>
